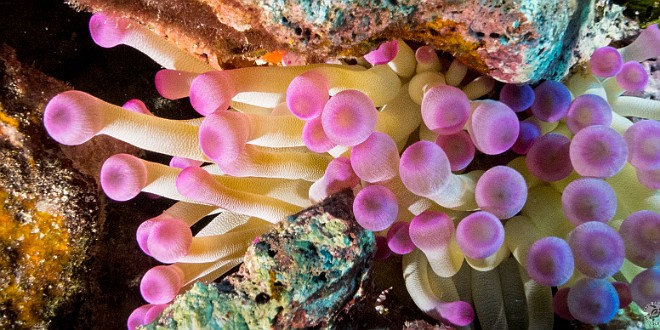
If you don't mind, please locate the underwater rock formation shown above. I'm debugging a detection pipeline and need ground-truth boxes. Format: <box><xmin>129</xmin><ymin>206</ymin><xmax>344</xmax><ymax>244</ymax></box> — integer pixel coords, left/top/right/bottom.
<box><xmin>68</xmin><ymin>0</ymin><xmax>634</xmax><ymax>83</ymax></box>
<box><xmin>141</xmin><ymin>189</ymin><xmax>375</xmax><ymax>329</ymax></box>
<box><xmin>0</xmin><ymin>45</ymin><xmax>140</xmax><ymax>328</ymax></box>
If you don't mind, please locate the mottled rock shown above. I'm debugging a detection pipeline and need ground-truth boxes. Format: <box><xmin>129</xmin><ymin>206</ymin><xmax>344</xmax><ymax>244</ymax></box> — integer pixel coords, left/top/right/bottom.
<box><xmin>144</xmin><ymin>189</ymin><xmax>376</xmax><ymax>329</ymax></box>
<box><xmin>0</xmin><ymin>43</ymin><xmax>143</xmax><ymax>328</ymax></box>
<box><xmin>0</xmin><ymin>45</ymin><xmax>94</xmax><ymax>328</ymax></box>
<box><xmin>69</xmin><ymin>0</ymin><xmax>633</xmax><ymax>82</ymax></box>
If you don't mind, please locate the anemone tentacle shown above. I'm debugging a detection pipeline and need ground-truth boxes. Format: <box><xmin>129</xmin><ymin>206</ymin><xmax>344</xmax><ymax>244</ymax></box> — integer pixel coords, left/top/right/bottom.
<box><xmin>42</xmin><ymin>19</ymin><xmax>660</xmax><ymax>328</ymax></box>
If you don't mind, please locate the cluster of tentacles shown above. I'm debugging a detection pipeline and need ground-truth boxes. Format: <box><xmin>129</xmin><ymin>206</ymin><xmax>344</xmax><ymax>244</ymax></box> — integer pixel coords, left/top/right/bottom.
<box><xmin>42</xmin><ymin>12</ymin><xmax>659</xmax><ymax>329</ymax></box>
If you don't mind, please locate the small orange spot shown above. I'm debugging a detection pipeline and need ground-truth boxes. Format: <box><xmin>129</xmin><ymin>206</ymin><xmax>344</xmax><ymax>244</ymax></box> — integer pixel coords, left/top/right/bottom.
<box><xmin>261</xmin><ymin>50</ymin><xmax>287</xmax><ymax>65</ymax></box>
<box><xmin>0</xmin><ymin>110</ymin><xmax>19</xmax><ymax>127</ymax></box>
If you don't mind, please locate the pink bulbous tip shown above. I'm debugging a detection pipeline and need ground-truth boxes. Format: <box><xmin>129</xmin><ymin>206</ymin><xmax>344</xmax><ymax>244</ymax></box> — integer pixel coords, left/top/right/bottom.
<box><xmin>561</xmin><ymin>178</ymin><xmax>617</xmax><ymax>226</ymax></box>
<box><xmin>525</xmin><ymin>133</ymin><xmax>573</xmax><ymax>182</ymax></box>
<box><xmin>140</xmin><ymin>265</ymin><xmax>184</xmax><ymax>305</ymax></box>
<box><xmin>415</xmin><ymin>46</ymin><xmax>438</xmax><ymax>65</ymax></box>
<box><xmin>421</xmin><ymin>85</ymin><xmax>470</xmax><ymax>135</ymax></box>
<box><xmin>189</xmin><ymin>71</ymin><xmax>235</xmax><ymax>115</ymax></box>
<box><xmin>286</xmin><ymin>71</ymin><xmax>329</xmax><ymax>120</ymax></box>
<box><xmin>566</xmin><ymin>94</ymin><xmax>613</xmax><ymax>134</ymax></box>
<box><xmin>639</xmin><ymin>23</ymin><xmax>660</xmax><ymax>53</ymax></box>
<box><xmin>530</xmin><ymin>80</ymin><xmax>572</xmax><ymax>122</ymax></box>
<box><xmin>353</xmin><ymin>185</ymin><xmax>398</xmax><ymax>232</ymax></box>
<box><xmin>475</xmin><ymin>166</ymin><xmax>527</xmax><ymax>219</ymax></box>
<box><xmin>175</xmin><ymin>166</ymin><xmax>213</xmax><ymax>200</ymax></box>
<box><xmin>434</xmin><ymin>130</ymin><xmax>475</xmax><ymax>171</ymax></box>
<box><xmin>499</xmin><ymin>84</ymin><xmax>535</xmax><ymax>112</ymax></box>
<box><xmin>511</xmin><ymin>120</ymin><xmax>541</xmax><ymax>155</ymax></box>
<box><xmin>122</xmin><ymin>99</ymin><xmax>153</xmax><ymax>115</ymax></box>
<box><xmin>350</xmin><ymin>132</ymin><xmax>399</xmax><ymax>183</ymax></box>
<box><xmin>436</xmin><ymin>300</ymin><xmax>475</xmax><ymax>327</ymax></box>
<box><xmin>624</xmin><ymin>119</ymin><xmax>660</xmax><ymax>171</ymax></box>
<box><xmin>323</xmin><ymin>157</ymin><xmax>360</xmax><ymax>193</ymax></box>
<box><xmin>321</xmin><ymin>90</ymin><xmax>377</xmax><ymax>146</ymax></box>
<box><xmin>127</xmin><ymin>304</ymin><xmax>153</xmax><ymax>330</ymax></box>
<box><xmin>386</xmin><ymin>221</ymin><xmax>415</xmax><ymax>255</ymax></box>
<box><xmin>399</xmin><ymin>141</ymin><xmax>452</xmax><ymax>197</ymax></box>
<box><xmin>612</xmin><ymin>281</ymin><xmax>633</xmax><ymax>308</ymax></box>
<box><xmin>409</xmin><ymin>210</ymin><xmax>454</xmax><ymax>252</ymax></box>
<box><xmin>455</xmin><ymin>211</ymin><xmax>504</xmax><ymax>259</ymax></box>
<box><xmin>363</xmin><ymin>40</ymin><xmax>398</xmax><ymax>65</ymax></box>
<box><xmin>567</xmin><ymin>278</ymin><xmax>619</xmax><ymax>325</ymax></box>
<box><xmin>302</xmin><ymin>117</ymin><xmax>336</xmax><ymax>153</ymax></box>
<box><xmin>89</xmin><ymin>12</ymin><xmax>131</xmax><ymax>48</ymax></box>
<box><xmin>589</xmin><ymin>46</ymin><xmax>624</xmax><ymax>77</ymax></box>
<box><xmin>619</xmin><ymin>210</ymin><xmax>660</xmax><ymax>268</ymax></box>
<box><xmin>468</xmin><ymin>100</ymin><xmax>520</xmax><ymax>155</ymax></box>
<box><xmin>636</xmin><ymin>167</ymin><xmax>660</xmax><ymax>190</ymax></box>
<box><xmin>570</xmin><ymin>125</ymin><xmax>628</xmax><ymax>178</ymax></box>
<box><xmin>374</xmin><ymin>235</ymin><xmax>393</xmax><ymax>260</ymax></box>
<box><xmin>568</xmin><ymin>221</ymin><xmax>625</xmax><ymax>279</ymax></box>
<box><xmin>526</xmin><ymin>237</ymin><xmax>575</xmax><ymax>286</ymax></box>
<box><xmin>43</xmin><ymin>90</ymin><xmax>105</xmax><ymax>145</ymax></box>
<box><xmin>100</xmin><ymin>153</ymin><xmax>148</xmax><ymax>201</ymax></box>
<box><xmin>137</xmin><ymin>218</ymin><xmax>162</xmax><ymax>256</ymax></box>
<box><xmin>552</xmin><ymin>287</ymin><xmax>576</xmax><ymax>321</ymax></box>
<box><xmin>616</xmin><ymin>61</ymin><xmax>649</xmax><ymax>92</ymax></box>
<box><xmin>154</xmin><ymin>70</ymin><xmax>198</xmax><ymax>100</ymax></box>
<box><xmin>169</xmin><ymin>156</ymin><xmax>203</xmax><ymax>169</ymax></box>
<box><xmin>147</xmin><ymin>218</ymin><xmax>193</xmax><ymax>264</ymax></box>
<box><xmin>630</xmin><ymin>267</ymin><xmax>660</xmax><ymax>309</ymax></box>
<box><xmin>198</xmin><ymin>111</ymin><xmax>249</xmax><ymax>165</ymax></box>
<box><xmin>634</xmin><ymin>24</ymin><xmax>660</xmax><ymax>60</ymax></box>
<box><xmin>144</xmin><ymin>303</ymin><xmax>168</xmax><ymax>325</ymax></box>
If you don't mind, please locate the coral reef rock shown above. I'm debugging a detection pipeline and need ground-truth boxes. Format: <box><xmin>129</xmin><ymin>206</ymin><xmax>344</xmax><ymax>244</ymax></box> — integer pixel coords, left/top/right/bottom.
<box><xmin>0</xmin><ymin>45</ymin><xmax>95</xmax><ymax>328</ymax></box>
<box><xmin>143</xmin><ymin>189</ymin><xmax>376</xmax><ymax>329</ymax></box>
<box><xmin>0</xmin><ymin>44</ymin><xmax>141</xmax><ymax>329</ymax></box>
<box><xmin>69</xmin><ymin>0</ymin><xmax>633</xmax><ymax>83</ymax></box>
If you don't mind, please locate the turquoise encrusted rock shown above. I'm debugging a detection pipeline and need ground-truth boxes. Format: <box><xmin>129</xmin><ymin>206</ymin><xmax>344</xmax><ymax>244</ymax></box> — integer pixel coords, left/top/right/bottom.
<box><xmin>143</xmin><ymin>189</ymin><xmax>376</xmax><ymax>329</ymax></box>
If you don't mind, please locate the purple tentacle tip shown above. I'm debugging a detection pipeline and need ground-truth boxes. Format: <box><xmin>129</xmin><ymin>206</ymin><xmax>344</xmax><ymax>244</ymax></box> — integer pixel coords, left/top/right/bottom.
<box><xmin>531</xmin><ymin>81</ymin><xmax>572</xmax><ymax>122</ymax></box>
<box><xmin>140</xmin><ymin>265</ymin><xmax>183</xmax><ymax>305</ymax></box>
<box><xmin>568</xmin><ymin>221</ymin><xmax>625</xmax><ymax>279</ymax></box>
<box><xmin>353</xmin><ymin>184</ymin><xmax>398</xmax><ymax>232</ymax></box>
<box><xmin>561</xmin><ymin>178</ymin><xmax>617</xmax><ymax>226</ymax></box>
<box><xmin>589</xmin><ymin>46</ymin><xmax>623</xmax><ymax>77</ymax></box>
<box><xmin>475</xmin><ymin>166</ymin><xmax>527</xmax><ymax>219</ymax></box>
<box><xmin>567</xmin><ymin>278</ymin><xmax>619</xmax><ymax>324</ymax></box>
<box><xmin>364</xmin><ymin>40</ymin><xmax>398</xmax><ymax>65</ymax></box>
<box><xmin>526</xmin><ymin>237</ymin><xmax>574</xmax><ymax>286</ymax></box>
<box><xmin>421</xmin><ymin>85</ymin><xmax>470</xmax><ymax>135</ymax></box>
<box><xmin>321</xmin><ymin>90</ymin><xmax>377</xmax><ymax>147</ymax></box>
<box><xmin>570</xmin><ymin>125</ymin><xmax>628</xmax><ymax>178</ymax></box>
<box><xmin>499</xmin><ymin>84</ymin><xmax>534</xmax><ymax>112</ymax></box>
<box><xmin>89</xmin><ymin>12</ymin><xmax>131</xmax><ymax>48</ymax></box>
<box><xmin>100</xmin><ymin>153</ymin><xmax>148</xmax><ymax>202</ymax></box>
<box><xmin>387</xmin><ymin>221</ymin><xmax>415</xmax><ymax>255</ymax></box>
<box><xmin>525</xmin><ymin>133</ymin><xmax>573</xmax><ymax>182</ymax></box>
<box><xmin>455</xmin><ymin>211</ymin><xmax>504</xmax><ymax>259</ymax></box>
<box><xmin>566</xmin><ymin>94</ymin><xmax>613</xmax><ymax>134</ymax></box>
<box><xmin>616</xmin><ymin>61</ymin><xmax>649</xmax><ymax>92</ymax></box>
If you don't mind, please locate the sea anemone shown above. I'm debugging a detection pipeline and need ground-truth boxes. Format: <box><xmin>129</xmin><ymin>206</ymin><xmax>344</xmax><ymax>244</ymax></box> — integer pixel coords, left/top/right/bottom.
<box><xmin>42</xmin><ymin>13</ymin><xmax>660</xmax><ymax>329</ymax></box>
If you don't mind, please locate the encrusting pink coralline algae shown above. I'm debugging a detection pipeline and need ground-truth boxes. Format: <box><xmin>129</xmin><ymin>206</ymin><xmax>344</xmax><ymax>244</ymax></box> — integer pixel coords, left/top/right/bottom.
<box><xmin>42</xmin><ymin>12</ymin><xmax>660</xmax><ymax>329</ymax></box>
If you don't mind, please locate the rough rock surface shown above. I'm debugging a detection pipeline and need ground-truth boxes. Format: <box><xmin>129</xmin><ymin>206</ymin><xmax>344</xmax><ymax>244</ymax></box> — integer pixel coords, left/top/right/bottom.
<box><xmin>143</xmin><ymin>189</ymin><xmax>376</xmax><ymax>329</ymax></box>
<box><xmin>0</xmin><ymin>45</ymin><xmax>121</xmax><ymax>328</ymax></box>
<box><xmin>0</xmin><ymin>6</ymin><xmax>152</xmax><ymax>325</ymax></box>
<box><xmin>68</xmin><ymin>0</ymin><xmax>634</xmax><ymax>82</ymax></box>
